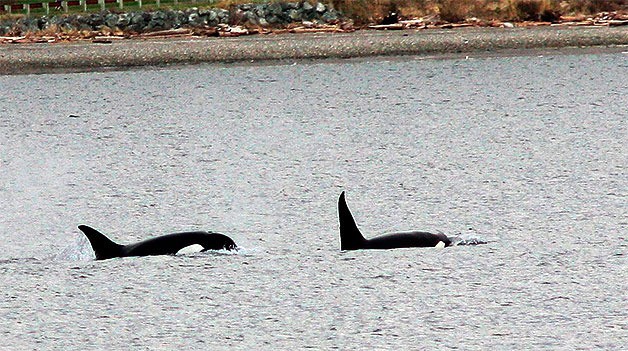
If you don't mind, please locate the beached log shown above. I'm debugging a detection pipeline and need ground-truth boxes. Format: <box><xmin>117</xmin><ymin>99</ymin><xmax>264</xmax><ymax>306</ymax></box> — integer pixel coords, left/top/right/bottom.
<box><xmin>607</xmin><ymin>20</ymin><xmax>628</xmax><ymax>27</ymax></box>
<box><xmin>92</xmin><ymin>36</ymin><xmax>125</xmax><ymax>43</ymax></box>
<box><xmin>92</xmin><ymin>37</ymin><xmax>112</xmax><ymax>43</ymax></box>
<box><xmin>0</xmin><ymin>36</ymin><xmax>25</xmax><ymax>43</ymax></box>
<box><xmin>191</xmin><ymin>27</ymin><xmax>219</xmax><ymax>37</ymax></box>
<box><xmin>368</xmin><ymin>23</ymin><xmax>404</xmax><ymax>30</ymax></box>
<box><xmin>140</xmin><ymin>28</ymin><xmax>193</xmax><ymax>38</ymax></box>
<box><xmin>217</xmin><ymin>25</ymin><xmax>249</xmax><ymax>37</ymax></box>
<box><xmin>399</xmin><ymin>19</ymin><xmax>427</xmax><ymax>28</ymax></box>
<box><xmin>551</xmin><ymin>20</ymin><xmax>595</xmax><ymax>26</ymax></box>
<box><xmin>438</xmin><ymin>23</ymin><xmax>475</xmax><ymax>29</ymax></box>
<box><xmin>289</xmin><ymin>25</ymin><xmax>345</xmax><ymax>33</ymax></box>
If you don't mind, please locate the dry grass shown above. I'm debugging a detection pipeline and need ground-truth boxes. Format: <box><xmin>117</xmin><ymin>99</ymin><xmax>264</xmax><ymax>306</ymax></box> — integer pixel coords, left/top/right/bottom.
<box><xmin>567</xmin><ymin>0</ymin><xmax>627</xmax><ymax>13</ymax></box>
<box><xmin>514</xmin><ymin>0</ymin><xmax>544</xmax><ymax>20</ymax></box>
<box><xmin>330</xmin><ymin>0</ymin><xmax>626</xmax><ymax>24</ymax></box>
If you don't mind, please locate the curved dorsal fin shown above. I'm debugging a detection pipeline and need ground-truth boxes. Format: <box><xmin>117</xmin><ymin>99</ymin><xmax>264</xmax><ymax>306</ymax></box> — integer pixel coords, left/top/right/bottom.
<box><xmin>338</xmin><ymin>191</ymin><xmax>366</xmax><ymax>250</ymax></box>
<box><xmin>78</xmin><ymin>225</ymin><xmax>124</xmax><ymax>260</ymax></box>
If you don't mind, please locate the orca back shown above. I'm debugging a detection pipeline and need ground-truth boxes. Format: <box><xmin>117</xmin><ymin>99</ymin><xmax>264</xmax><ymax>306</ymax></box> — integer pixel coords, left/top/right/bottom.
<box><xmin>338</xmin><ymin>191</ymin><xmax>452</xmax><ymax>250</ymax></box>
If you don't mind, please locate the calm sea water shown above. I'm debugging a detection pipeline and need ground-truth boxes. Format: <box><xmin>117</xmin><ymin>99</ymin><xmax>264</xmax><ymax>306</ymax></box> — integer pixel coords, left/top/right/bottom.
<box><xmin>0</xmin><ymin>51</ymin><xmax>626</xmax><ymax>350</ymax></box>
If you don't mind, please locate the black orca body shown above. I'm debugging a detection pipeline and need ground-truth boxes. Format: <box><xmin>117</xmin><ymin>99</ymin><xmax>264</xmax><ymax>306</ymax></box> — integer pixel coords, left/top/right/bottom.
<box><xmin>338</xmin><ymin>192</ymin><xmax>451</xmax><ymax>250</ymax></box>
<box><xmin>78</xmin><ymin>225</ymin><xmax>237</xmax><ymax>260</ymax></box>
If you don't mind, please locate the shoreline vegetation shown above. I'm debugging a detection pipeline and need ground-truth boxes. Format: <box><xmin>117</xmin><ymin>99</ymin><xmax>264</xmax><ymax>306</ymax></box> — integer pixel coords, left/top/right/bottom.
<box><xmin>334</xmin><ymin>0</ymin><xmax>628</xmax><ymax>23</ymax></box>
<box><xmin>0</xmin><ymin>0</ymin><xmax>626</xmax><ymax>43</ymax></box>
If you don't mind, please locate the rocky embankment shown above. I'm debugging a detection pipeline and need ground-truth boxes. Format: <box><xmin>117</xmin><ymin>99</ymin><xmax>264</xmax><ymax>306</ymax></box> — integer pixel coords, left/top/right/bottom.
<box><xmin>0</xmin><ymin>1</ymin><xmax>341</xmax><ymax>36</ymax></box>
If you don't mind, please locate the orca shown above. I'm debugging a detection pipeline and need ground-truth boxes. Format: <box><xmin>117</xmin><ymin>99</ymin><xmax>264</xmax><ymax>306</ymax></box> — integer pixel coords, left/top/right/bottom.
<box><xmin>338</xmin><ymin>191</ymin><xmax>451</xmax><ymax>250</ymax></box>
<box><xmin>78</xmin><ymin>225</ymin><xmax>237</xmax><ymax>260</ymax></box>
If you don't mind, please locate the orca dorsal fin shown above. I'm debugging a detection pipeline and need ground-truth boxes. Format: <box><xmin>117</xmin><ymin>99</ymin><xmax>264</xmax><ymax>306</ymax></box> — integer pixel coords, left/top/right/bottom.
<box><xmin>78</xmin><ymin>225</ymin><xmax>124</xmax><ymax>260</ymax></box>
<box><xmin>338</xmin><ymin>191</ymin><xmax>367</xmax><ymax>250</ymax></box>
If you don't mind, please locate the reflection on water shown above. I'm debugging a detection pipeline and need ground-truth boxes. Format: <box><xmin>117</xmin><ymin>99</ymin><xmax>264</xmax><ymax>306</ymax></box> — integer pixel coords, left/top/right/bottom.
<box><xmin>0</xmin><ymin>52</ymin><xmax>626</xmax><ymax>350</ymax></box>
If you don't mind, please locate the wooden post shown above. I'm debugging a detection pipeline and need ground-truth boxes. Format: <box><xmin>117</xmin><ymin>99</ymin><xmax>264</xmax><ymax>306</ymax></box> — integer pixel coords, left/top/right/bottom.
<box><xmin>98</xmin><ymin>0</ymin><xmax>104</xmax><ymax>11</ymax></box>
<box><xmin>23</xmin><ymin>3</ymin><xmax>30</xmax><ymax>16</ymax></box>
<box><xmin>43</xmin><ymin>2</ymin><xmax>49</xmax><ymax>15</ymax></box>
<box><xmin>118</xmin><ymin>0</ymin><xmax>123</xmax><ymax>9</ymax></box>
<box><xmin>80</xmin><ymin>0</ymin><xmax>86</xmax><ymax>12</ymax></box>
<box><xmin>61</xmin><ymin>1</ymin><xmax>68</xmax><ymax>12</ymax></box>
<box><xmin>156</xmin><ymin>0</ymin><xmax>159</xmax><ymax>7</ymax></box>
<box><xmin>3</xmin><ymin>4</ymin><xmax>10</xmax><ymax>14</ymax></box>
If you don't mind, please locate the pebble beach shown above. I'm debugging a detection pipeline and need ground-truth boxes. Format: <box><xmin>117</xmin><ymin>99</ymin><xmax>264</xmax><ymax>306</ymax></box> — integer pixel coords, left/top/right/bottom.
<box><xmin>1</xmin><ymin>25</ymin><xmax>627</xmax><ymax>75</ymax></box>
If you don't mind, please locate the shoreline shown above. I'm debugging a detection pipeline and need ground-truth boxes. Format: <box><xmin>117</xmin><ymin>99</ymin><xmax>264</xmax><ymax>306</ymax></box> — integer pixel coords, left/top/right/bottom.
<box><xmin>1</xmin><ymin>25</ymin><xmax>627</xmax><ymax>75</ymax></box>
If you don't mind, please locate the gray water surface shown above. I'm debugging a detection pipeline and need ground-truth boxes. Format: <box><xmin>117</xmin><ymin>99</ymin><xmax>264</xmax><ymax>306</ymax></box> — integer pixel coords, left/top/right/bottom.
<box><xmin>1</xmin><ymin>52</ymin><xmax>626</xmax><ymax>350</ymax></box>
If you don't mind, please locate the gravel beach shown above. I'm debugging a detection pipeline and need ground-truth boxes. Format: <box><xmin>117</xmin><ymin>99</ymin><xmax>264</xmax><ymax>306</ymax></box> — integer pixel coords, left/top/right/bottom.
<box><xmin>1</xmin><ymin>25</ymin><xmax>627</xmax><ymax>74</ymax></box>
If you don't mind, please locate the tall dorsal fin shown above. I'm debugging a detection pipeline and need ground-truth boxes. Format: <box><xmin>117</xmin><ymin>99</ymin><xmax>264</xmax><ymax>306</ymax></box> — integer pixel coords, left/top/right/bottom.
<box><xmin>78</xmin><ymin>225</ymin><xmax>124</xmax><ymax>260</ymax></box>
<box><xmin>338</xmin><ymin>191</ymin><xmax>367</xmax><ymax>250</ymax></box>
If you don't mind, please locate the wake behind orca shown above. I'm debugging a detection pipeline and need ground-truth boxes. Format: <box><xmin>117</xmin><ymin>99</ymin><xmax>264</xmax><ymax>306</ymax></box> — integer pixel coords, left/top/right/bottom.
<box><xmin>78</xmin><ymin>225</ymin><xmax>237</xmax><ymax>260</ymax></box>
<box><xmin>338</xmin><ymin>191</ymin><xmax>451</xmax><ymax>250</ymax></box>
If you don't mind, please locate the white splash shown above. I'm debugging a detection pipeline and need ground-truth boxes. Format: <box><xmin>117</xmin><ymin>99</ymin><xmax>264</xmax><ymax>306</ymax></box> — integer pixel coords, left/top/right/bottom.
<box><xmin>52</xmin><ymin>233</ymin><xmax>95</xmax><ymax>261</ymax></box>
